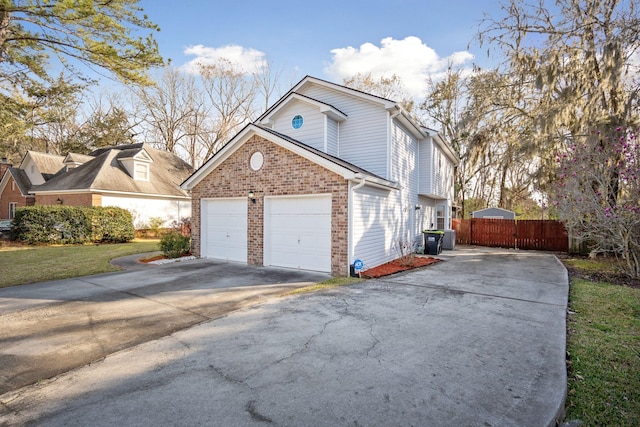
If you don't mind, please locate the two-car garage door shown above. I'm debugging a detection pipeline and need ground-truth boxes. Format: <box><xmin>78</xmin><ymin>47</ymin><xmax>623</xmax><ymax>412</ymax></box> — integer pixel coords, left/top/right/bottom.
<box><xmin>201</xmin><ymin>195</ymin><xmax>331</xmax><ymax>273</ymax></box>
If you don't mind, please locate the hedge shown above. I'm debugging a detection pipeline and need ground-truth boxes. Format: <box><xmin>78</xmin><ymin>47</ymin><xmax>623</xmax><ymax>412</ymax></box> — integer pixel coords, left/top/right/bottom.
<box><xmin>11</xmin><ymin>206</ymin><xmax>135</xmax><ymax>244</ymax></box>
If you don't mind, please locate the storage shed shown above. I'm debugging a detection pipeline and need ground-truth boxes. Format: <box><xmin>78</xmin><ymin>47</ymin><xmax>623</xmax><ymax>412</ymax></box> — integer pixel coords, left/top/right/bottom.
<box><xmin>472</xmin><ymin>207</ymin><xmax>516</xmax><ymax>220</ymax></box>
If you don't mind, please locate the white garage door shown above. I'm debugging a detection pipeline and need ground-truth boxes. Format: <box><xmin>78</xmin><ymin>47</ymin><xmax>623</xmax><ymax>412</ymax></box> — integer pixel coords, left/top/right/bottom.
<box><xmin>264</xmin><ymin>195</ymin><xmax>332</xmax><ymax>273</ymax></box>
<box><xmin>201</xmin><ymin>198</ymin><xmax>247</xmax><ymax>262</ymax></box>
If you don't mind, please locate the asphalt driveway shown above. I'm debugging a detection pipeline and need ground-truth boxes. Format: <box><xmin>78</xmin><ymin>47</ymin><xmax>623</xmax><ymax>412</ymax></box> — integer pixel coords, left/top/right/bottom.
<box><xmin>0</xmin><ymin>247</ymin><xmax>568</xmax><ymax>426</ymax></box>
<box><xmin>0</xmin><ymin>258</ymin><xmax>329</xmax><ymax>396</ymax></box>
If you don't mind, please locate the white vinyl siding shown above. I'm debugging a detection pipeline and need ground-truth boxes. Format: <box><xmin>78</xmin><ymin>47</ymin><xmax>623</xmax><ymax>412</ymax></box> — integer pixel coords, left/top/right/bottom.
<box><xmin>434</xmin><ymin>149</ymin><xmax>444</xmax><ymax>196</ymax></box>
<box><xmin>271</xmin><ymin>100</ymin><xmax>325</xmax><ymax>151</ymax></box>
<box><xmin>300</xmin><ymin>85</ymin><xmax>388</xmax><ymax>178</ymax></box>
<box><xmin>350</xmin><ymin>122</ymin><xmax>423</xmax><ymax>271</ymax></box>
<box><xmin>418</xmin><ymin>139</ymin><xmax>433</xmax><ymax>195</ymax></box>
<box><xmin>326</xmin><ymin>118</ymin><xmax>339</xmax><ymax>157</ymax></box>
<box><xmin>351</xmin><ymin>185</ymin><xmax>419</xmax><ymax>270</ymax></box>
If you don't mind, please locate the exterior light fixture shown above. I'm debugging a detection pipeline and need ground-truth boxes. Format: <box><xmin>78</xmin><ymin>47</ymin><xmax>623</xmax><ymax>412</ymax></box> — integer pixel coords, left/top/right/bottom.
<box><xmin>56</xmin><ymin>198</ymin><xmax>63</xmax><ymax>205</ymax></box>
<box><xmin>248</xmin><ymin>190</ymin><xmax>256</xmax><ymax>203</ymax></box>
<box><xmin>415</xmin><ymin>204</ymin><xmax>421</xmax><ymax>210</ymax></box>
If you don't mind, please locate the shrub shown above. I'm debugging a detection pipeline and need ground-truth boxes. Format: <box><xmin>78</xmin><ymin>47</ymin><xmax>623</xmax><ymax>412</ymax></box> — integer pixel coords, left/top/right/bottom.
<box><xmin>12</xmin><ymin>206</ymin><xmax>134</xmax><ymax>244</ymax></box>
<box><xmin>159</xmin><ymin>232</ymin><xmax>191</xmax><ymax>258</ymax></box>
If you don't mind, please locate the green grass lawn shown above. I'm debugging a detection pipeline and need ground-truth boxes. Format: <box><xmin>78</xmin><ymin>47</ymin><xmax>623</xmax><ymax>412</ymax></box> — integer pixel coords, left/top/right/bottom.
<box><xmin>563</xmin><ymin>259</ymin><xmax>640</xmax><ymax>426</ymax></box>
<box><xmin>0</xmin><ymin>240</ymin><xmax>160</xmax><ymax>288</ymax></box>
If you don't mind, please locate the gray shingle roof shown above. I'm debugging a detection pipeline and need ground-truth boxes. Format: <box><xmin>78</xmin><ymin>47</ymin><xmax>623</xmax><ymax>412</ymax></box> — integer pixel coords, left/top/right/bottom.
<box><xmin>7</xmin><ymin>167</ymin><xmax>34</xmax><ymax>195</ymax></box>
<box><xmin>33</xmin><ymin>144</ymin><xmax>193</xmax><ymax>197</ymax></box>
<box><xmin>27</xmin><ymin>151</ymin><xmax>65</xmax><ymax>180</ymax></box>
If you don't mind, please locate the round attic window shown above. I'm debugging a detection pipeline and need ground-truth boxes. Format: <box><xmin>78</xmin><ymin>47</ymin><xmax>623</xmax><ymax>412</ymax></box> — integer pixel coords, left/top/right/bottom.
<box><xmin>291</xmin><ymin>114</ymin><xmax>304</xmax><ymax>129</ymax></box>
<box><xmin>250</xmin><ymin>151</ymin><xmax>264</xmax><ymax>171</ymax></box>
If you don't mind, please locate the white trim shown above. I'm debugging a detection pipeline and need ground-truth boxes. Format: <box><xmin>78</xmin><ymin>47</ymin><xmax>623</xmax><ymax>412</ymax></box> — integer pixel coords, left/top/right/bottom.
<box><xmin>31</xmin><ymin>188</ymin><xmax>190</xmax><ymax>200</ymax></box>
<box><xmin>291</xmin><ymin>113</ymin><xmax>304</xmax><ymax>130</ymax></box>
<box><xmin>292</xmin><ymin>77</ymin><xmax>397</xmax><ymax>110</ymax></box>
<box><xmin>259</xmin><ymin>92</ymin><xmax>347</xmax><ymax>126</ymax></box>
<box><xmin>323</xmin><ymin>115</ymin><xmax>328</xmax><ymax>153</ymax></box>
<box><xmin>9</xmin><ymin>202</ymin><xmax>17</xmax><ymax>219</ymax></box>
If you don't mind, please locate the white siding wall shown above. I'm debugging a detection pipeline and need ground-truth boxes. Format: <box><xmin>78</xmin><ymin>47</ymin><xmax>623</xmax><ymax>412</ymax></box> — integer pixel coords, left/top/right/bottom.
<box><xmin>326</xmin><ymin>118</ymin><xmax>339</xmax><ymax>157</ymax></box>
<box><xmin>101</xmin><ymin>195</ymin><xmax>191</xmax><ymax>229</ymax></box>
<box><xmin>417</xmin><ymin>196</ymin><xmax>437</xmax><ymax>237</ymax></box>
<box><xmin>271</xmin><ymin>100</ymin><xmax>325</xmax><ymax>151</ymax></box>
<box><xmin>431</xmin><ymin>143</ymin><xmax>456</xmax><ymax>201</ymax></box>
<box><xmin>352</xmin><ymin>186</ymin><xmax>401</xmax><ymax>269</ymax></box>
<box><xmin>22</xmin><ymin>157</ymin><xmax>45</xmax><ymax>185</ymax></box>
<box><xmin>300</xmin><ymin>85</ymin><xmax>388</xmax><ymax>178</ymax></box>
<box><xmin>418</xmin><ymin>139</ymin><xmax>433</xmax><ymax>195</ymax></box>
<box><xmin>434</xmin><ymin>148</ymin><xmax>443</xmax><ymax>196</ymax></box>
<box><xmin>391</xmin><ymin>122</ymin><xmax>421</xmax><ymax>243</ymax></box>
<box><xmin>351</xmin><ymin>122</ymin><xmax>424</xmax><ymax>269</ymax></box>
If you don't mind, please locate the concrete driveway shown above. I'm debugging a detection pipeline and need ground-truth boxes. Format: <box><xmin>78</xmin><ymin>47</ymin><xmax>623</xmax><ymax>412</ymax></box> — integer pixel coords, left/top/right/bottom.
<box><xmin>0</xmin><ymin>247</ymin><xmax>568</xmax><ymax>426</ymax></box>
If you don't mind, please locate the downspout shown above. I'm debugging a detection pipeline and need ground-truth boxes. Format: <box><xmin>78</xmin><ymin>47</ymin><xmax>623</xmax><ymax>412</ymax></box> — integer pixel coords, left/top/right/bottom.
<box><xmin>348</xmin><ymin>174</ymin><xmax>367</xmax><ymax>275</ymax></box>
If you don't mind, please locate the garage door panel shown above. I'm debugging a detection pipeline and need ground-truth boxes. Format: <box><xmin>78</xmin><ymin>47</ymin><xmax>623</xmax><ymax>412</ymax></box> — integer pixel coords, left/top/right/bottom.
<box><xmin>265</xmin><ymin>195</ymin><xmax>331</xmax><ymax>273</ymax></box>
<box><xmin>268</xmin><ymin>215</ymin><xmax>330</xmax><ymax>232</ymax></box>
<box><xmin>202</xmin><ymin>199</ymin><xmax>247</xmax><ymax>262</ymax></box>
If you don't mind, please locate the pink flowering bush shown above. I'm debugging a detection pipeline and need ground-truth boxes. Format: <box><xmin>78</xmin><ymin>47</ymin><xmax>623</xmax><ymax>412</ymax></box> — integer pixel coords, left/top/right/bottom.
<box><xmin>554</xmin><ymin>127</ymin><xmax>640</xmax><ymax>278</ymax></box>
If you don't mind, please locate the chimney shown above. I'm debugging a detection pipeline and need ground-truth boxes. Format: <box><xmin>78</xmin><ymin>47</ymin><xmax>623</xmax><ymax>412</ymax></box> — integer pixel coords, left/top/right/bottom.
<box><xmin>0</xmin><ymin>158</ymin><xmax>11</xmax><ymax>178</ymax></box>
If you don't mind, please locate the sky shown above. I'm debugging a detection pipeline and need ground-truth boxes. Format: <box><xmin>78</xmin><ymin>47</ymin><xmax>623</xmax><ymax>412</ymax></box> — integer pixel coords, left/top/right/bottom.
<box><xmin>135</xmin><ymin>0</ymin><xmax>503</xmax><ymax>99</ymax></box>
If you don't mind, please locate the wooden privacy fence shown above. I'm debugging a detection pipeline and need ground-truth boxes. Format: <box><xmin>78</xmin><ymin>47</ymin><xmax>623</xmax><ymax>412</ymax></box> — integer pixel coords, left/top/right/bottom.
<box><xmin>452</xmin><ymin>218</ymin><xmax>568</xmax><ymax>252</ymax></box>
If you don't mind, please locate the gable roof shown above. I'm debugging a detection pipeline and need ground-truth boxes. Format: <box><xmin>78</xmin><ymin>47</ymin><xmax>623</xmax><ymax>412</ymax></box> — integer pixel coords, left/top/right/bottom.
<box><xmin>23</xmin><ymin>151</ymin><xmax>65</xmax><ymax>180</ymax></box>
<box><xmin>32</xmin><ymin>143</ymin><xmax>193</xmax><ymax>198</ymax></box>
<box><xmin>259</xmin><ymin>75</ymin><xmax>427</xmax><ymax>140</ymax></box>
<box><xmin>0</xmin><ymin>167</ymin><xmax>34</xmax><ymax>197</ymax></box>
<box><xmin>63</xmin><ymin>152</ymin><xmax>94</xmax><ymax>164</ymax></box>
<box><xmin>181</xmin><ymin>124</ymin><xmax>398</xmax><ymax>191</ymax></box>
<box><xmin>258</xmin><ymin>92</ymin><xmax>348</xmax><ymax>126</ymax></box>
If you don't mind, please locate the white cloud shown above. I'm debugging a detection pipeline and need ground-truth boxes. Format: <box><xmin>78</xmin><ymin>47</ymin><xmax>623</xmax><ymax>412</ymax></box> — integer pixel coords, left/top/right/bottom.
<box><xmin>181</xmin><ymin>44</ymin><xmax>267</xmax><ymax>74</ymax></box>
<box><xmin>325</xmin><ymin>36</ymin><xmax>474</xmax><ymax>98</ymax></box>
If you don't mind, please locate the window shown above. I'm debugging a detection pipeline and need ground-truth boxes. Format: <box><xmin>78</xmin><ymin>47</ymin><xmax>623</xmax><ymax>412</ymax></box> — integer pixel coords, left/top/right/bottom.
<box><xmin>9</xmin><ymin>202</ymin><xmax>17</xmax><ymax>219</ymax></box>
<box><xmin>11</xmin><ymin>180</ymin><xmax>15</xmax><ymax>191</ymax></box>
<box><xmin>291</xmin><ymin>114</ymin><xmax>304</xmax><ymax>129</ymax></box>
<box><xmin>436</xmin><ymin>205</ymin><xmax>445</xmax><ymax>230</ymax></box>
<box><xmin>134</xmin><ymin>162</ymin><xmax>149</xmax><ymax>181</ymax></box>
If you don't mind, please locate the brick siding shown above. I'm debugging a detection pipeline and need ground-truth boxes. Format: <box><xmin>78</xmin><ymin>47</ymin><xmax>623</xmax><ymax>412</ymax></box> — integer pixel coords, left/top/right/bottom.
<box><xmin>36</xmin><ymin>193</ymin><xmax>102</xmax><ymax>207</ymax></box>
<box><xmin>0</xmin><ymin>176</ymin><xmax>34</xmax><ymax>218</ymax></box>
<box><xmin>192</xmin><ymin>135</ymin><xmax>349</xmax><ymax>276</ymax></box>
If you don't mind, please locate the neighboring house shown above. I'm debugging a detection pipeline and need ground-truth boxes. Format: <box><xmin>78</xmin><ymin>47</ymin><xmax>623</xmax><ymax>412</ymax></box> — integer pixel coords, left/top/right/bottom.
<box><xmin>0</xmin><ymin>151</ymin><xmax>65</xmax><ymax>219</ymax></box>
<box><xmin>0</xmin><ymin>144</ymin><xmax>193</xmax><ymax>227</ymax></box>
<box><xmin>182</xmin><ymin>76</ymin><xmax>459</xmax><ymax>276</ymax></box>
<box><xmin>472</xmin><ymin>207</ymin><xmax>516</xmax><ymax>220</ymax></box>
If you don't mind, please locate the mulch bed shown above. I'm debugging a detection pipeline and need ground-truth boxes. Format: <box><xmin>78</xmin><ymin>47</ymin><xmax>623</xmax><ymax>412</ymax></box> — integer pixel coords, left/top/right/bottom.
<box><xmin>140</xmin><ymin>253</ymin><xmax>192</xmax><ymax>263</ymax></box>
<box><xmin>360</xmin><ymin>256</ymin><xmax>441</xmax><ymax>279</ymax></box>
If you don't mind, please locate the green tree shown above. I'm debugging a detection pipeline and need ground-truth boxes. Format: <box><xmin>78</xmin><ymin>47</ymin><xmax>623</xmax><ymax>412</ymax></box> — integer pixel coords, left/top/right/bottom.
<box><xmin>0</xmin><ymin>0</ymin><xmax>163</xmax><ymax>159</ymax></box>
<box><xmin>0</xmin><ymin>0</ymin><xmax>163</xmax><ymax>87</ymax></box>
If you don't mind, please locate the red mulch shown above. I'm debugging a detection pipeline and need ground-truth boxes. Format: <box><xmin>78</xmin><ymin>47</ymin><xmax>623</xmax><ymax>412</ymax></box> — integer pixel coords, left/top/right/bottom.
<box><xmin>140</xmin><ymin>253</ymin><xmax>192</xmax><ymax>263</ymax></box>
<box><xmin>360</xmin><ymin>256</ymin><xmax>441</xmax><ymax>279</ymax></box>
<box><xmin>140</xmin><ymin>254</ymin><xmax>165</xmax><ymax>263</ymax></box>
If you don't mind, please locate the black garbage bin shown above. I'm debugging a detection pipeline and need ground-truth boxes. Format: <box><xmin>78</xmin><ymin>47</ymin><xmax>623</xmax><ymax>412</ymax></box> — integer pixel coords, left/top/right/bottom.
<box><xmin>423</xmin><ymin>230</ymin><xmax>444</xmax><ymax>255</ymax></box>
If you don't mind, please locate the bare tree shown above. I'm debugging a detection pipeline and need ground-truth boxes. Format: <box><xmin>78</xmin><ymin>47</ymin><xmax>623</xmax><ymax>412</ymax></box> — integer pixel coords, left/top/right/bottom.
<box><xmin>343</xmin><ymin>72</ymin><xmax>414</xmax><ymax>112</ymax></box>
<box><xmin>132</xmin><ymin>67</ymin><xmax>198</xmax><ymax>154</ymax></box>
<box><xmin>198</xmin><ymin>59</ymin><xmax>259</xmax><ymax>159</ymax></box>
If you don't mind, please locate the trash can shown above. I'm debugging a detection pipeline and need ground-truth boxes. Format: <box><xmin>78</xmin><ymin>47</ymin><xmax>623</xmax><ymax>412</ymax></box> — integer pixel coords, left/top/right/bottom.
<box><xmin>423</xmin><ymin>230</ymin><xmax>444</xmax><ymax>255</ymax></box>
